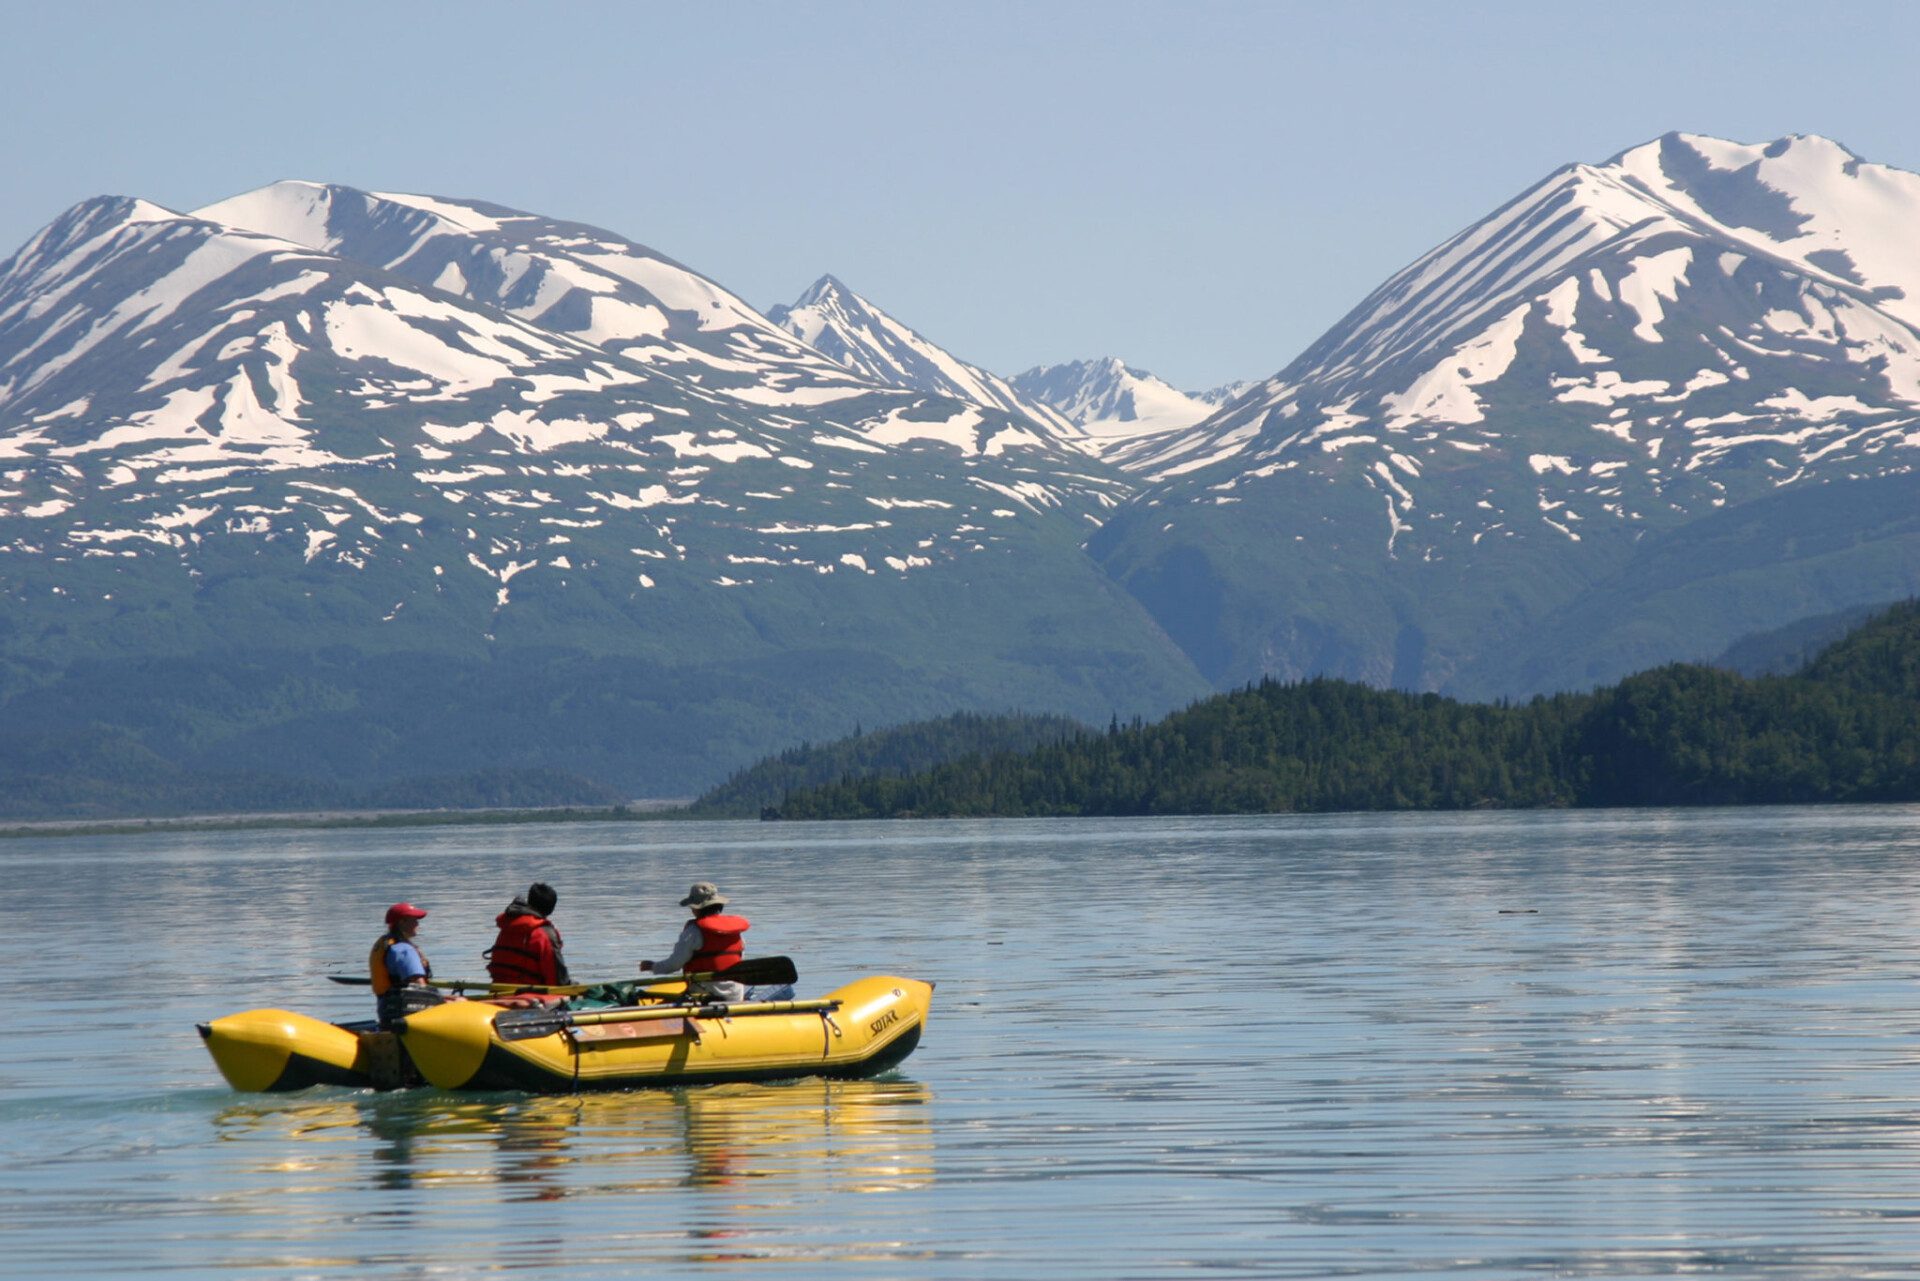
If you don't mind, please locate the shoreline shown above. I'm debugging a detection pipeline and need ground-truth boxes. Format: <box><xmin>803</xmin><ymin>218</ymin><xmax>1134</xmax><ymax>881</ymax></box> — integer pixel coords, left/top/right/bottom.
<box><xmin>0</xmin><ymin>798</ymin><xmax>696</xmax><ymax>840</ymax></box>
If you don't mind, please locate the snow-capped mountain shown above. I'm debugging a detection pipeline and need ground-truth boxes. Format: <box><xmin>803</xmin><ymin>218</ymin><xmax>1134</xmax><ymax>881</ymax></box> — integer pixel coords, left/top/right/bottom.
<box><xmin>197</xmin><ymin>181</ymin><xmax>872</xmax><ymax>402</ymax></box>
<box><xmin>1012</xmin><ymin>356</ymin><xmax>1249</xmax><ymax>444</ymax></box>
<box><xmin>1092</xmin><ymin>132</ymin><xmax>1920</xmax><ymax>694</ymax></box>
<box><xmin>0</xmin><ymin>185</ymin><xmax>1204</xmax><ymax>800</ymax></box>
<box><xmin>6</xmin><ymin>136</ymin><xmax>1920</xmax><ymax>814</ymax></box>
<box><xmin>1131</xmin><ymin>132</ymin><xmax>1920</xmax><ymax>487</ymax></box>
<box><xmin>768</xmin><ymin>275</ymin><xmax>1075</xmax><ymax>434</ymax></box>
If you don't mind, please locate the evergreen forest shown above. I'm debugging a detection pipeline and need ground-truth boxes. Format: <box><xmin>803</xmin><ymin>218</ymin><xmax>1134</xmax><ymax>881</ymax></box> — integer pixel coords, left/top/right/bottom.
<box><xmin>688</xmin><ymin>711</ymin><xmax>1085</xmax><ymax>817</ymax></box>
<box><xmin>764</xmin><ymin>601</ymin><xmax>1920</xmax><ymax>819</ymax></box>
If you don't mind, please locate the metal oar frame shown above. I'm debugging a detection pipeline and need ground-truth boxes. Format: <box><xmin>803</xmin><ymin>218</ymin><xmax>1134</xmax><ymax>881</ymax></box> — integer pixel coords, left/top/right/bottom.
<box><xmin>493</xmin><ymin>997</ymin><xmax>843</xmax><ymax>1043</ymax></box>
<box><xmin>330</xmin><ymin>954</ymin><xmax>798</xmax><ymax>996</ymax></box>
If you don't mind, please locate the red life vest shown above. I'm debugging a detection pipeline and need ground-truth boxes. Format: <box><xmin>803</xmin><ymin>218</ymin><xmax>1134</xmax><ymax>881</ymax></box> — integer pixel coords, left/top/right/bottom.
<box><xmin>687</xmin><ymin>913</ymin><xmax>749</xmax><ymax>973</ymax></box>
<box><xmin>368</xmin><ymin>933</ymin><xmax>431</xmax><ymax>995</ymax></box>
<box><xmin>486</xmin><ymin>912</ymin><xmax>566</xmax><ymax>987</ymax></box>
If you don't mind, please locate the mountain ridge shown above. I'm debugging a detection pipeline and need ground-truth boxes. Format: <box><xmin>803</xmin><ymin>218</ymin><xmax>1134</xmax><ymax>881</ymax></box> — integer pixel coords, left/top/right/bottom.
<box><xmin>1091</xmin><ymin>130</ymin><xmax>1920</xmax><ymax>695</ymax></box>
<box><xmin>0</xmin><ymin>179</ymin><xmax>1209</xmax><ymax>807</ymax></box>
<box><xmin>3</xmin><ymin>132</ymin><xmax>1919</xmax><ymax>815</ymax></box>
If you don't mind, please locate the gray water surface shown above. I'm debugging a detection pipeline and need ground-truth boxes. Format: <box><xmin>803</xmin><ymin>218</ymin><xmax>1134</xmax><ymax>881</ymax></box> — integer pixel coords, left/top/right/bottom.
<box><xmin>5</xmin><ymin>807</ymin><xmax>1920</xmax><ymax>1278</ymax></box>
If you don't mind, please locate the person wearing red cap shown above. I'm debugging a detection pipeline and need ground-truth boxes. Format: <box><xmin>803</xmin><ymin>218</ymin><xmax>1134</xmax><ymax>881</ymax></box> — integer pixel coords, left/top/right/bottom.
<box><xmin>370</xmin><ymin>902</ymin><xmax>432</xmax><ymax>1028</ymax></box>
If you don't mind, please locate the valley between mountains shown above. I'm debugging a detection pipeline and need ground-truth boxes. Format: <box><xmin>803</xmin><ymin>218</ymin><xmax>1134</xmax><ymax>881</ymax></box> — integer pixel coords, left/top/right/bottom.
<box><xmin>1</xmin><ymin>132</ymin><xmax>1916</xmax><ymax>814</ymax></box>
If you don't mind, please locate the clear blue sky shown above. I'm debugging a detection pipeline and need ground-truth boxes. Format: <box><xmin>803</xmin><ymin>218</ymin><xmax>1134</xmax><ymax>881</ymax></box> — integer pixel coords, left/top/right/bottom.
<box><xmin>4</xmin><ymin>2</ymin><xmax>1917</xmax><ymax>389</ymax></box>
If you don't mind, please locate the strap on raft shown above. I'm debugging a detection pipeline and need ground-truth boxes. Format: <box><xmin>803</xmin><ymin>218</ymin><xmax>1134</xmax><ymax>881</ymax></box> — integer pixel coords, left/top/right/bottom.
<box><xmin>493</xmin><ymin>998</ymin><xmax>842</xmax><ymax>1043</ymax></box>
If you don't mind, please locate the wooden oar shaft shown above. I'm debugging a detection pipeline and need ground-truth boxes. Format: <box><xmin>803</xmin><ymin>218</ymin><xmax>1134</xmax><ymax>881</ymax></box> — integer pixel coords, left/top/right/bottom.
<box><xmin>329</xmin><ymin>954</ymin><xmax>797</xmax><ymax>993</ymax></box>
<box><xmin>327</xmin><ymin>976</ymin><xmax>598</xmax><ymax>993</ymax></box>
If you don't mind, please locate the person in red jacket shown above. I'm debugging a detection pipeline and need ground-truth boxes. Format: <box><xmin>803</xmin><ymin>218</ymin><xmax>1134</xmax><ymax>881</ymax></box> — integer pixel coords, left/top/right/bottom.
<box><xmin>641</xmin><ymin>881</ymin><xmax>749</xmax><ymax>1000</ymax></box>
<box><xmin>485</xmin><ymin>881</ymin><xmax>570</xmax><ymax>988</ymax></box>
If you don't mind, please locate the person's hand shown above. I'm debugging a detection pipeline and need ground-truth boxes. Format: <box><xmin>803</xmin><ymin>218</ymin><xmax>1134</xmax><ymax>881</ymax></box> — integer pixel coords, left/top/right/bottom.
<box><xmin>638</xmin><ymin>960</ymin><xmax>654</xmax><ymax>972</ymax></box>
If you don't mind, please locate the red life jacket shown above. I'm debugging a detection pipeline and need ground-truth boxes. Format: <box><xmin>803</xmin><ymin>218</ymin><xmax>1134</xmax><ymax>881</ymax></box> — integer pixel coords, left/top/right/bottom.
<box><xmin>486</xmin><ymin>912</ymin><xmax>566</xmax><ymax>987</ymax></box>
<box><xmin>687</xmin><ymin>913</ymin><xmax>749</xmax><ymax>973</ymax></box>
<box><xmin>369</xmin><ymin>933</ymin><xmax>431</xmax><ymax>995</ymax></box>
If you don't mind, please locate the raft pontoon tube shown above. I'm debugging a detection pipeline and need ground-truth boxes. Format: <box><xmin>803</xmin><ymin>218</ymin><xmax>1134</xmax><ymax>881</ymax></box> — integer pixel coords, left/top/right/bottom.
<box><xmin>397</xmin><ymin>975</ymin><xmax>932</xmax><ymax>1092</ymax></box>
<box><xmin>198</xmin><ymin>975</ymin><xmax>932</xmax><ymax>1093</ymax></box>
<box><xmin>197</xmin><ymin>1010</ymin><xmax>409</xmax><ymax>1092</ymax></box>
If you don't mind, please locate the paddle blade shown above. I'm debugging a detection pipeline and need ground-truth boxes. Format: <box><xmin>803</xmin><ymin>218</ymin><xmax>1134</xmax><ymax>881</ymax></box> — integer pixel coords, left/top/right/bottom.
<box><xmin>631</xmin><ymin>954</ymin><xmax>796</xmax><ymax>988</ymax></box>
<box><xmin>494</xmin><ymin>1008</ymin><xmax>571</xmax><ymax>1042</ymax></box>
<box><xmin>729</xmin><ymin>955</ymin><xmax>798</xmax><ymax>987</ymax></box>
<box><xmin>328</xmin><ymin>975</ymin><xmax>373</xmax><ymax>986</ymax></box>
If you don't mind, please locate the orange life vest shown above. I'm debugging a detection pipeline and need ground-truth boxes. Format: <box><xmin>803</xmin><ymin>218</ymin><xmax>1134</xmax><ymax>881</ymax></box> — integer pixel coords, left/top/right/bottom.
<box><xmin>687</xmin><ymin>913</ymin><xmax>748</xmax><ymax>973</ymax></box>
<box><xmin>369</xmin><ymin>932</ymin><xmax>430</xmax><ymax>995</ymax></box>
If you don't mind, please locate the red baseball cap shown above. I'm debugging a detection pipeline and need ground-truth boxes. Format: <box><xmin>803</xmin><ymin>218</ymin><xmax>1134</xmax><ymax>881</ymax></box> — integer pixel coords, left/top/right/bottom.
<box><xmin>385</xmin><ymin>902</ymin><xmax>428</xmax><ymax>926</ymax></box>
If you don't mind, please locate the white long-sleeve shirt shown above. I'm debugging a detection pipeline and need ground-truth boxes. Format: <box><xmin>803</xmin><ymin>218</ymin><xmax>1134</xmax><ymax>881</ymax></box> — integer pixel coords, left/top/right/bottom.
<box><xmin>645</xmin><ymin>919</ymin><xmax>704</xmax><ymax>974</ymax></box>
<box><xmin>647</xmin><ymin>920</ymin><xmax>744</xmax><ymax>1000</ymax></box>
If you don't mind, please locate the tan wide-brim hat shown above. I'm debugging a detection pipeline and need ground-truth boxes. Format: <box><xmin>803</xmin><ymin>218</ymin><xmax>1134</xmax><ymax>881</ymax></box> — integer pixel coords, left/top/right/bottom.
<box><xmin>679</xmin><ymin>881</ymin><xmax>727</xmax><ymax>909</ymax></box>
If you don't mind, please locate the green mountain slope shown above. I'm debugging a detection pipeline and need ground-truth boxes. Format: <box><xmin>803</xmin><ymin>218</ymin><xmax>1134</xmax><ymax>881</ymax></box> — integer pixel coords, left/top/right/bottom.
<box><xmin>1712</xmin><ymin>600</ymin><xmax>1906</xmax><ymax>678</ymax></box>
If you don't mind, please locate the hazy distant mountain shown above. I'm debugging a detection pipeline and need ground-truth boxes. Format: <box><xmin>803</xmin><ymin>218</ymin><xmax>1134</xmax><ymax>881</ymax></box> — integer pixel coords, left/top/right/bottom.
<box><xmin>768</xmin><ymin>274</ymin><xmax>1074</xmax><ymax>434</ymax></box>
<box><xmin>1710</xmin><ymin>599</ymin><xmax>1907</xmax><ymax>677</ymax></box>
<box><xmin>1011</xmin><ymin>357</ymin><xmax>1250</xmax><ymax>448</ymax></box>
<box><xmin>1091</xmin><ymin>132</ymin><xmax>1920</xmax><ymax>694</ymax></box>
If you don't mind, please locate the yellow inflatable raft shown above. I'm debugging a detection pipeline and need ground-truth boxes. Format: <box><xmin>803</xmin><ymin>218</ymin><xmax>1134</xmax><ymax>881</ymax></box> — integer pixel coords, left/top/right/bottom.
<box><xmin>398</xmin><ymin>976</ymin><xmax>932</xmax><ymax>1092</ymax></box>
<box><xmin>199</xmin><ymin>976</ymin><xmax>932</xmax><ymax>1094</ymax></box>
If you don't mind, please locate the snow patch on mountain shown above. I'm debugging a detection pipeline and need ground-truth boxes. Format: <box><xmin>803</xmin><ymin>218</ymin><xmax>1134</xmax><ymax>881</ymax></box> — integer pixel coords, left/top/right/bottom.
<box><xmin>1379</xmin><ymin>303</ymin><xmax>1530</xmax><ymax>427</ymax></box>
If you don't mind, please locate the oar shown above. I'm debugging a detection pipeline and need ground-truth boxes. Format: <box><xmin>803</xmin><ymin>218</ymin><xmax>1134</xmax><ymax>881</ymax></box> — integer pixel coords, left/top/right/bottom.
<box><xmin>494</xmin><ymin>997</ymin><xmax>841</xmax><ymax>1042</ymax></box>
<box><xmin>637</xmin><ymin>955</ymin><xmax>797</xmax><ymax>988</ymax></box>
<box><xmin>327</xmin><ymin>954</ymin><xmax>799</xmax><ymax>992</ymax></box>
<box><xmin>326</xmin><ymin>975</ymin><xmax>599</xmax><ymax>994</ymax></box>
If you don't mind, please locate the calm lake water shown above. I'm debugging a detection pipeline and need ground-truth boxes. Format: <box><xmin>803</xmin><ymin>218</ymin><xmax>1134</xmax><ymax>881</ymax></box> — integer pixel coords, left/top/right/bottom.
<box><xmin>6</xmin><ymin>807</ymin><xmax>1920</xmax><ymax>1278</ymax></box>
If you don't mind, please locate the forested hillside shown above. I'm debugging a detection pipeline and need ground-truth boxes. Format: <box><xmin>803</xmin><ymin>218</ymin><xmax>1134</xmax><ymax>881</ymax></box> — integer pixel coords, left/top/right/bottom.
<box><xmin>688</xmin><ymin>711</ymin><xmax>1085</xmax><ymax>817</ymax></box>
<box><xmin>769</xmin><ymin>602</ymin><xmax>1920</xmax><ymax>819</ymax></box>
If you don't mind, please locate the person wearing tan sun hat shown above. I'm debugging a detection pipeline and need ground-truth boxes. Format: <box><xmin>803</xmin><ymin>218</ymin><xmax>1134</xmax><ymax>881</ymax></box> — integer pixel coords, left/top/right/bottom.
<box><xmin>640</xmin><ymin>881</ymin><xmax>751</xmax><ymax>1001</ymax></box>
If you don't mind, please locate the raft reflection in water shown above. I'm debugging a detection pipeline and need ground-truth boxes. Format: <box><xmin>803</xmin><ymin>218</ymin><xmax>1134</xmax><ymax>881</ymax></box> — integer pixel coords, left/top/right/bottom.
<box><xmin>212</xmin><ymin>1075</ymin><xmax>935</xmax><ymax>1203</ymax></box>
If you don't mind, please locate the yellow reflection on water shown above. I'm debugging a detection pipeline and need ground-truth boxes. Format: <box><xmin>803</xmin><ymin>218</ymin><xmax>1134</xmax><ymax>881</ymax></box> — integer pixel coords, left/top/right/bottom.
<box><xmin>212</xmin><ymin>1075</ymin><xmax>934</xmax><ymax>1209</ymax></box>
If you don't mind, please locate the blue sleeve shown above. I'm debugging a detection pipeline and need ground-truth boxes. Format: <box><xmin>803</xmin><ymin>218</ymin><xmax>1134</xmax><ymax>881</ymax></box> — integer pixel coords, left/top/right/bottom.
<box><xmin>386</xmin><ymin>941</ymin><xmax>428</xmax><ymax>984</ymax></box>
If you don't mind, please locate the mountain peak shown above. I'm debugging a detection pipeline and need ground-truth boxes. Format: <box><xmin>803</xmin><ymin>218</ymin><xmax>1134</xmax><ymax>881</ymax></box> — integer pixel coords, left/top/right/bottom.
<box><xmin>769</xmin><ymin>275</ymin><xmax>1075</xmax><ymax>435</ymax></box>
<box><xmin>16</xmin><ymin>193</ymin><xmax>180</xmax><ymax>248</ymax></box>
<box><xmin>794</xmin><ymin>273</ymin><xmax>852</xmax><ymax>306</ymax></box>
<box><xmin>1010</xmin><ymin>357</ymin><xmax>1237</xmax><ymax>444</ymax></box>
<box><xmin>1612</xmin><ymin>130</ymin><xmax>1860</xmax><ymax>170</ymax></box>
<box><xmin>193</xmin><ymin>180</ymin><xmax>345</xmax><ymax>250</ymax></box>
<box><xmin>184</xmin><ymin>179</ymin><xmax>870</xmax><ymax>391</ymax></box>
<box><xmin>194</xmin><ymin>181</ymin><xmax>533</xmax><ymax>254</ymax></box>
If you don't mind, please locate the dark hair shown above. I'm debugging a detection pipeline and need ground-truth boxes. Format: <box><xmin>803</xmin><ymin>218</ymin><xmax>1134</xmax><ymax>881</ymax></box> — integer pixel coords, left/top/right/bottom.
<box><xmin>527</xmin><ymin>882</ymin><xmax>557</xmax><ymax>916</ymax></box>
<box><xmin>694</xmin><ymin>902</ymin><xmax>725</xmax><ymax>917</ymax></box>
